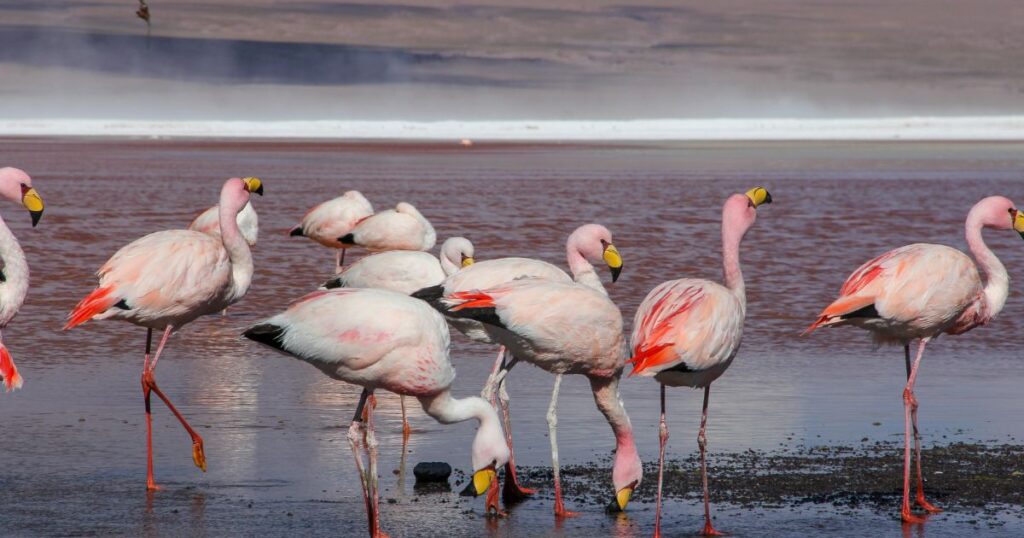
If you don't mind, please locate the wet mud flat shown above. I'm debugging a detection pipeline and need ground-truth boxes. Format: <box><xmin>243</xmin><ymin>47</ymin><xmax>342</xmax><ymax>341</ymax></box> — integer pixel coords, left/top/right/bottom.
<box><xmin>510</xmin><ymin>442</ymin><xmax>1024</xmax><ymax>529</ymax></box>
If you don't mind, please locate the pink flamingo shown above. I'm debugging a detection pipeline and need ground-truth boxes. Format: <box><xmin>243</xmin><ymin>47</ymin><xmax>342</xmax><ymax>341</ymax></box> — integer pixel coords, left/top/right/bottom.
<box><xmin>629</xmin><ymin>187</ymin><xmax>772</xmax><ymax>537</ymax></box>
<box><xmin>189</xmin><ymin>199</ymin><xmax>259</xmax><ymax>247</ymax></box>
<box><xmin>290</xmin><ymin>191</ymin><xmax>374</xmax><ymax>272</ymax></box>
<box><xmin>0</xmin><ymin>167</ymin><xmax>44</xmax><ymax>391</ymax></box>
<box><xmin>338</xmin><ymin>201</ymin><xmax>435</xmax><ymax>253</ymax></box>
<box><xmin>437</xmin><ymin>271</ymin><xmax>641</xmax><ymax>517</ymax></box>
<box><xmin>806</xmin><ymin>195</ymin><xmax>1023</xmax><ymax>523</ymax></box>
<box><xmin>243</xmin><ymin>288</ymin><xmax>510</xmax><ymax>537</ymax></box>
<box><xmin>64</xmin><ymin>176</ymin><xmax>264</xmax><ymax>490</ymax></box>
<box><xmin>414</xmin><ymin>223</ymin><xmax>623</xmax><ymax>503</ymax></box>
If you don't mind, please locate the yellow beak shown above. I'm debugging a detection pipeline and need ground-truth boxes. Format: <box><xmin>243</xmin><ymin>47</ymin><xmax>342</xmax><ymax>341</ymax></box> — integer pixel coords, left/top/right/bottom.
<box><xmin>22</xmin><ymin>187</ymin><xmax>44</xmax><ymax>227</ymax></box>
<box><xmin>470</xmin><ymin>467</ymin><xmax>496</xmax><ymax>496</ymax></box>
<box><xmin>242</xmin><ymin>177</ymin><xmax>264</xmax><ymax>196</ymax></box>
<box><xmin>745</xmin><ymin>186</ymin><xmax>772</xmax><ymax>208</ymax></box>
<box><xmin>461</xmin><ymin>256</ymin><xmax>475</xmax><ymax>268</ymax></box>
<box><xmin>603</xmin><ymin>244</ymin><xmax>623</xmax><ymax>283</ymax></box>
<box><xmin>1013</xmin><ymin>208</ymin><xmax>1024</xmax><ymax>239</ymax></box>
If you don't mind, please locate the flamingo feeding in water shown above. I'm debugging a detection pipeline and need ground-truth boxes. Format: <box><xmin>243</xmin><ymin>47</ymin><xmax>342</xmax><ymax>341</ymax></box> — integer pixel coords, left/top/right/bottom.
<box><xmin>805</xmin><ymin>195</ymin><xmax>1023</xmax><ymax>523</ymax></box>
<box><xmin>64</xmin><ymin>176</ymin><xmax>264</xmax><ymax>490</ymax></box>
<box><xmin>629</xmin><ymin>187</ymin><xmax>772</xmax><ymax>536</ymax></box>
<box><xmin>189</xmin><ymin>199</ymin><xmax>259</xmax><ymax>247</ymax></box>
<box><xmin>414</xmin><ymin>223</ymin><xmax>624</xmax><ymax>503</ymax></box>
<box><xmin>242</xmin><ymin>288</ymin><xmax>510</xmax><ymax>537</ymax></box>
<box><xmin>0</xmin><ymin>167</ymin><xmax>44</xmax><ymax>391</ymax></box>
<box><xmin>290</xmin><ymin>191</ymin><xmax>374</xmax><ymax>272</ymax></box>
<box><xmin>338</xmin><ymin>201</ymin><xmax>436</xmax><ymax>253</ymax></box>
<box><xmin>321</xmin><ymin>236</ymin><xmax>475</xmax><ymax>437</ymax></box>
<box><xmin>432</xmin><ymin>240</ymin><xmax>640</xmax><ymax>517</ymax></box>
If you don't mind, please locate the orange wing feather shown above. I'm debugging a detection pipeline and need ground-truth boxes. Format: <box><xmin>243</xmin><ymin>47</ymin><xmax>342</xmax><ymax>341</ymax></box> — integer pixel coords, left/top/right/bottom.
<box><xmin>629</xmin><ymin>287</ymin><xmax>704</xmax><ymax>376</ymax></box>
<box><xmin>64</xmin><ymin>286</ymin><xmax>117</xmax><ymax>330</ymax></box>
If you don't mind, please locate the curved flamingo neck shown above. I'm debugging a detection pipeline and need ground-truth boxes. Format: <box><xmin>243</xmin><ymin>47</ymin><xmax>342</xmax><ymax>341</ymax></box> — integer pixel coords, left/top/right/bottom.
<box><xmin>965</xmin><ymin>211</ymin><xmax>1008</xmax><ymax>321</ymax></box>
<box><xmin>588</xmin><ymin>376</ymin><xmax>641</xmax><ymax>493</ymax></box>
<box><xmin>419</xmin><ymin>391</ymin><xmax>505</xmax><ymax>471</ymax></box>
<box><xmin>0</xmin><ymin>213</ymin><xmax>28</xmax><ymax>325</ymax></box>
<box><xmin>218</xmin><ymin>186</ymin><xmax>253</xmax><ymax>300</ymax></box>
<box><xmin>567</xmin><ymin>246</ymin><xmax>606</xmax><ymax>295</ymax></box>
<box><xmin>721</xmin><ymin>208</ymin><xmax>748</xmax><ymax>306</ymax></box>
<box><xmin>439</xmin><ymin>253</ymin><xmax>459</xmax><ymax>276</ymax></box>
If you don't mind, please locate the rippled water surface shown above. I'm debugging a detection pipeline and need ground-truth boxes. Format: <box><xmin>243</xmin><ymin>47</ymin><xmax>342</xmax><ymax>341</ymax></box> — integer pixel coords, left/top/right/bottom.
<box><xmin>1</xmin><ymin>138</ymin><xmax>1023</xmax><ymax>537</ymax></box>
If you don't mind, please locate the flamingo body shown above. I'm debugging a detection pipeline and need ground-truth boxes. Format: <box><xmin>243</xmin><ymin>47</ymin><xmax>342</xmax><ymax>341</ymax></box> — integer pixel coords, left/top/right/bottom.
<box><xmin>290</xmin><ymin>191</ymin><xmax>374</xmax><ymax>249</ymax></box>
<box><xmin>189</xmin><ymin>200</ymin><xmax>258</xmax><ymax>246</ymax></box>
<box><xmin>323</xmin><ymin>237</ymin><xmax>474</xmax><ymax>295</ymax></box>
<box><xmin>340</xmin><ymin>202</ymin><xmax>436</xmax><ymax>252</ymax></box>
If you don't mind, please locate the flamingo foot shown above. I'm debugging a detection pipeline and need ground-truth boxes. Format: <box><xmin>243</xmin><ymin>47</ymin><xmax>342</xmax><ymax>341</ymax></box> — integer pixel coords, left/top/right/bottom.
<box><xmin>900</xmin><ymin>506</ymin><xmax>927</xmax><ymax>524</ymax></box>
<box><xmin>192</xmin><ymin>438</ymin><xmax>207</xmax><ymax>472</ymax></box>
<box><xmin>501</xmin><ymin>463</ymin><xmax>536</xmax><ymax>503</ymax></box>
<box><xmin>553</xmin><ymin>498</ymin><xmax>579</xmax><ymax>518</ymax></box>
<box><xmin>484</xmin><ymin>477</ymin><xmax>508</xmax><ymax>517</ymax></box>
<box><xmin>915</xmin><ymin>494</ymin><xmax>943</xmax><ymax>514</ymax></box>
<box><xmin>700</xmin><ymin>521</ymin><xmax>726</xmax><ymax>536</ymax></box>
<box><xmin>145</xmin><ymin>480</ymin><xmax>162</xmax><ymax>492</ymax></box>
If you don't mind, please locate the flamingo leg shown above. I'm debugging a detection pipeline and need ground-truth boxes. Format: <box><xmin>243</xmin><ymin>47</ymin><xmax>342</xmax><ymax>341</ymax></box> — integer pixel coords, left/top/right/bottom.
<box><xmin>400</xmin><ymin>396</ymin><xmax>411</xmax><ymax>441</ymax></box>
<box><xmin>347</xmin><ymin>390</ymin><xmax>375</xmax><ymax>537</ymax></box>
<box><xmin>547</xmin><ymin>374</ymin><xmax>578</xmax><ymax>518</ymax></box>
<box><xmin>699</xmin><ymin>385</ymin><xmax>723</xmax><ymax>536</ymax></box>
<box><xmin>901</xmin><ymin>339</ymin><xmax>929</xmax><ymax>524</ymax></box>
<box><xmin>496</xmin><ymin>352</ymin><xmax>536</xmax><ymax>503</ymax></box>
<box><xmin>653</xmin><ymin>383</ymin><xmax>668</xmax><ymax>538</ymax></box>
<box><xmin>480</xmin><ymin>346</ymin><xmax>506</xmax><ymax>403</ymax></box>
<box><xmin>904</xmin><ymin>345</ymin><xmax>942</xmax><ymax>514</ymax></box>
<box><xmin>142</xmin><ymin>325</ymin><xmax>207</xmax><ymax>475</ymax></box>
<box><xmin>364</xmin><ymin>394</ymin><xmax>389</xmax><ymax>538</ymax></box>
<box><xmin>141</xmin><ymin>328</ymin><xmax>158</xmax><ymax>491</ymax></box>
<box><xmin>335</xmin><ymin>249</ymin><xmax>347</xmax><ymax>274</ymax></box>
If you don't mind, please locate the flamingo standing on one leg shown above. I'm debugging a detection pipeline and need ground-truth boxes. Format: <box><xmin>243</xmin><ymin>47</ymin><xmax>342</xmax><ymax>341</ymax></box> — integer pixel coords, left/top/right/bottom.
<box><xmin>629</xmin><ymin>187</ymin><xmax>772</xmax><ymax>537</ymax></box>
<box><xmin>437</xmin><ymin>271</ymin><xmax>641</xmax><ymax>517</ymax></box>
<box><xmin>321</xmin><ymin>236</ymin><xmax>476</xmax><ymax>437</ymax></box>
<box><xmin>414</xmin><ymin>224</ymin><xmax>623</xmax><ymax>503</ymax></box>
<box><xmin>64</xmin><ymin>176</ymin><xmax>264</xmax><ymax>490</ymax></box>
<box><xmin>0</xmin><ymin>167</ymin><xmax>44</xmax><ymax>391</ymax></box>
<box><xmin>338</xmin><ymin>201</ymin><xmax>436</xmax><ymax>253</ymax></box>
<box><xmin>189</xmin><ymin>199</ymin><xmax>259</xmax><ymax>247</ymax></box>
<box><xmin>289</xmin><ymin>191</ymin><xmax>374</xmax><ymax>272</ymax></box>
<box><xmin>805</xmin><ymin>195</ymin><xmax>1023</xmax><ymax>523</ymax></box>
<box><xmin>242</xmin><ymin>288</ymin><xmax>510</xmax><ymax>536</ymax></box>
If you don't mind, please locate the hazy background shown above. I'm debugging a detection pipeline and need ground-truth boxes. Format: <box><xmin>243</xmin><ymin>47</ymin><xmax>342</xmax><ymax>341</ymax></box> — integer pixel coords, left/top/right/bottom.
<box><xmin>2</xmin><ymin>0</ymin><xmax>1023</xmax><ymax>120</ymax></box>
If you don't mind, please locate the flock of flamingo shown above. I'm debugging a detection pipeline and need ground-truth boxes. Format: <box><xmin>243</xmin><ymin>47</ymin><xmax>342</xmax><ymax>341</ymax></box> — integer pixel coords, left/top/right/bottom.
<box><xmin>0</xmin><ymin>165</ymin><xmax>1020</xmax><ymax>537</ymax></box>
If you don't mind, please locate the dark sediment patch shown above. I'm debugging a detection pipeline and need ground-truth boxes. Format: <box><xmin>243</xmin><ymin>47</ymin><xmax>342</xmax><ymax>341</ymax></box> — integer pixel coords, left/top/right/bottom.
<box><xmin>508</xmin><ymin>442</ymin><xmax>1024</xmax><ymax>521</ymax></box>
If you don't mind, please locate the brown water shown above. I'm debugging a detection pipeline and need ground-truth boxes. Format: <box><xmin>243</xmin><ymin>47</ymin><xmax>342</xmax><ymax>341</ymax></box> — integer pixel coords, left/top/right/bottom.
<box><xmin>1</xmin><ymin>138</ymin><xmax>1023</xmax><ymax>537</ymax></box>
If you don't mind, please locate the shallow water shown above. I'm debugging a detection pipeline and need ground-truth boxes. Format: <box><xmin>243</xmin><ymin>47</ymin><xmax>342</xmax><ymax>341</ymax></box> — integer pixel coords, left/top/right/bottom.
<box><xmin>1</xmin><ymin>138</ymin><xmax>1023</xmax><ymax>536</ymax></box>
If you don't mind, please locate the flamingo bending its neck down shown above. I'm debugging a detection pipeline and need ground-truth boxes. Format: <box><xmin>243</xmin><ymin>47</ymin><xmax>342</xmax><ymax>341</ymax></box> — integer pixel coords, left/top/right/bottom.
<box><xmin>338</xmin><ymin>201</ymin><xmax>436</xmax><ymax>253</ymax></box>
<box><xmin>64</xmin><ymin>176</ymin><xmax>264</xmax><ymax>490</ymax></box>
<box><xmin>290</xmin><ymin>191</ymin><xmax>374</xmax><ymax>272</ymax></box>
<box><xmin>630</xmin><ymin>187</ymin><xmax>772</xmax><ymax>537</ymax></box>
<box><xmin>189</xmin><ymin>200</ymin><xmax>259</xmax><ymax>247</ymax></box>
<box><xmin>0</xmin><ymin>167</ymin><xmax>44</xmax><ymax>391</ymax></box>
<box><xmin>321</xmin><ymin>236</ymin><xmax>475</xmax><ymax>438</ymax></box>
<box><xmin>435</xmin><ymin>249</ymin><xmax>639</xmax><ymax>517</ymax></box>
<box><xmin>414</xmin><ymin>223</ymin><xmax>624</xmax><ymax>504</ymax></box>
<box><xmin>805</xmin><ymin>195</ymin><xmax>1022</xmax><ymax>523</ymax></box>
<box><xmin>242</xmin><ymin>288</ymin><xmax>509</xmax><ymax>537</ymax></box>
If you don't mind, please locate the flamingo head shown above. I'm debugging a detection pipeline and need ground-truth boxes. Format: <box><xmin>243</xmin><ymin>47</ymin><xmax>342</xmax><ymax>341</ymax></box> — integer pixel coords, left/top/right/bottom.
<box><xmin>970</xmin><ymin>196</ymin><xmax>1024</xmax><ymax>240</ymax></box>
<box><xmin>607</xmin><ymin>431</ymin><xmax>642</xmax><ymax>513</ymax></box>
<box><xmin>460</xmin><ymin>407</ymin><xmax>510</xmax><ymax>497</ymax></box>
<box><xmin>723</xmin><ymin>186</ymin><xmax>772</xmax><ymax>238</ymax></box>
<box><xmin>0</xmin><ymin>167</ymin><xmax>44</xmax><ymax>227</ymax></box>
<box><xmin>221</xmin><ymin>177</ymin><xmax>264</xmax><ymax>214</ymax></box>
<box><xmin>567</xmin><ymin>223</ymin><xmax>623</xmax><ymax>282</ymax></box>
<box><xmin>441</xmin><ymin>237</ymin><xmax>475</xmax><ymax>269</ymax></box>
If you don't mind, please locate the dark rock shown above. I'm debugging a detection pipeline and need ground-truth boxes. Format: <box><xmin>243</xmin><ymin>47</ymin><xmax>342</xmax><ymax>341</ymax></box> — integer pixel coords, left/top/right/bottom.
<box><xmin>413</xmin><ymin>462</ymin><xmax>452</xmax><ymax>484</ymax></box>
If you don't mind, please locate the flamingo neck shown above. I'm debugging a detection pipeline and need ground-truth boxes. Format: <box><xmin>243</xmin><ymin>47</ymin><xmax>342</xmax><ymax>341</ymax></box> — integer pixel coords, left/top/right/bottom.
<box><xmin>965</xmin><ymin>213</ymin><xmax>1008</xmax><ymax>321</ymax></box>
<box><xmin>219</xmin><ymin>192</ymin><xmax>253</xmax><ymax>301</ymax></box>
<box><xmin>567</xmin><ymin>247</ymin><xmax>607</xmax><ymax>295</ymax></box>
<box><xmin>588</xmin><ymin>376</ymin><xmax>641</xmax><ymax>493</ymax></box>
<box><xmin>721</xmin><ymin>211</ymin><xmax>747</xmax><ymax>307</ymax></box>
<box><xmin>439</xmin><ymin>252</ymin><xmax>459</xmax><ymax>276</ymax></box>
<box><xmin>418</xmin><ymin>391</ymin><xmax>505</xmax><ymax>471</ymax></box>
<box><xmin>0</xmin><ymin>214</ymin><xmax>28</xmax><ymax>325</ymax></box>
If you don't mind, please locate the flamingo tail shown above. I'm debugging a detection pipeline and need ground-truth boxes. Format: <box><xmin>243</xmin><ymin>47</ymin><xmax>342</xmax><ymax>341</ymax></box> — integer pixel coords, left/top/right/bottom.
<box><xmin>0</xmin><ymin>341</ymin><xmax>23</xmax><ymax>392</ymax></box>
<box><xmin>65</xmin><ymin>286</ymin><xmax>117</xmax><ymax>330</ymax></box>
<box><xmin>804</xmin><ymin>295</ymin><xmax>876</xmax><ymax>335</ymax></box>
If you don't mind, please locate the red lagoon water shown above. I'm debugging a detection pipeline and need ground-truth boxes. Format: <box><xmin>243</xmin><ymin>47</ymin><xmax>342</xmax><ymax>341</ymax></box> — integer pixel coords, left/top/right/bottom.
<box><xmin>1</xmin><ymin>138</ymin><xmax>1023</xmax><ymax>536</ymax></box>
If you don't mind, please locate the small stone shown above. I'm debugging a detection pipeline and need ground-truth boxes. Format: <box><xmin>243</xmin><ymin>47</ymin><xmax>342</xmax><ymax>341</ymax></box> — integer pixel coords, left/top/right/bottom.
<box><xmin>413</xmin><ymin>462</ymin><xmax>452</xmax><ymax>483</ymax></box>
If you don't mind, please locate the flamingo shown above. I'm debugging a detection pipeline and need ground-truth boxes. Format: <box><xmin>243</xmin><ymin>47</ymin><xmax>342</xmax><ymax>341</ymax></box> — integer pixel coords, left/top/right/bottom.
<box><xmin>433</xmin><ymin>245</ymin><xmax>640</xmax><ymax>517</ymax></box>
<box><xmin>289</xmin><ymin>191</ymin><xmax>374</xmax><ymax>272</ymax></box>
<box><xmin>64</xmin><ymin>176</ymin><xmax>264</xmax><ymax>490</ymax></box>
<box><xmin>805</xmin><ymin>195</ymin><xmax>1023</xmax><ymax>523</ymax></box>
<box><xmin>242</xmin><ymin>288</ymin><xmax>510</xmax><ymax>537</ymax></box>
<box><xmin>629</xmin><ymin>186</ymin><xmax>772</xmax><ymax>537</ymax></box>
<box><xmin>321</xmin><ymin>236</ymin><xmax>475</xmax><ymax>437</ymax></box>
<box><xmin>413</xmin><ymin>223</ymin><xmax>624</xmax><ymax>502</ymax></box>
<box><xmin>338</xmin><ymin>201</ymin><xmax>436</xmax><ymax>253</ymax></box>
<box><xmin>0</xmin><ymin>167</ymin><xmax>44</xmax><ymax>391</ymax></box>
<box><xmin>189</xmin><ymin>200</ymin><xmax>258</xmax><ymax>247</ymax></box>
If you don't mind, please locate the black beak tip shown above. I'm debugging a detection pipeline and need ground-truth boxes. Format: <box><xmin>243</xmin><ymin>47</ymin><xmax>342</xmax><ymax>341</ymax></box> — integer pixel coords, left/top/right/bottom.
<box><xmin>459</xmin><ymin>482</ymin><xmax>476</xmax><ymax>497</ymax></box>
<box><xmin>605</xmin><ymin>498</ymin><xmax>623</xmax><ymax>514</ymax></box>
<box><xmin>763</xmin><ymin>191</ymin><xmax>773</xmax><ymax>204</ymax></box>
<box><xmin>1018</xmin><ymin>231</ymin><xmax>1024</xmax><ymax>241</ymax></box>
<box><xmin>610</xmin><ymin>265</ymin><xmax>622</xmax><ymax>283</ymax></box>
<box><xmin>30</xmin><ymin>210</ymin><xmax>42</xmax><ymax>228</ymax></box>
<box><xmin>254</xmin><ymin>185</ymin><xmax>264</xmax><ymax>196</ymax></box>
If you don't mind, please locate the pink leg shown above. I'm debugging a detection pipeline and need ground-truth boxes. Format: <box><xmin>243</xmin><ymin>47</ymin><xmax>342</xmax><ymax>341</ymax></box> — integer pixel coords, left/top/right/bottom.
<box><xmin>400</xmin><ymin>396</ymin><xmax>411</xmax><ymax>440</ymax></box>
<box><xmin>141</xmin><ymin>328</ymin><xmax>159</xmax><ymax>491</ymax></box>
<box><xmin>699</xmin><ymin>385</ymin><xmax>723</xmax><ymax>536</ymax></box>
<box><xmin>143</xmin><ymin>326</ymin><xmax>206</xmax><ymax>475</ymax></box>
<box><xmin>653</xmin><ymin>384</ymin><xmax>668</xmax><ymax>538</ymax></box>
<box><xmin>901</xmin><ymin>340</ymin><xmax>928</xmax><ymax>524</ymax></box>
<box><xmin>904</xmin><ymin>345</ymin><xmax>942</xmax><ymax>514</ymax></box>
<box><xmin>496</xmin><ymin>353</ymin><xmax>535</xmax><ymax>502</ymax></box>
<box><xmin>365</xmin><ymin>394</ymin><xmax>389</xmax><ymax>538</ymax></box>
<box><xmin>347</xmin><ymin>390</ymin><xmax>374</xmax><ymax>537</ymax></box>
<box><xmin>547</xmin><ymin>374</ymin><xmax>578</xmax><ymax>518</ymax></box>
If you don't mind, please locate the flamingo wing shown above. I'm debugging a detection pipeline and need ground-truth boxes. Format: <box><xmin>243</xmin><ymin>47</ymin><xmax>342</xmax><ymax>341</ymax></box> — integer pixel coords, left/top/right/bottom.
<box><xmin>324</xmin><ymin>251</ymin><xmax>444</xmax><ymax>294</ymax></box>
